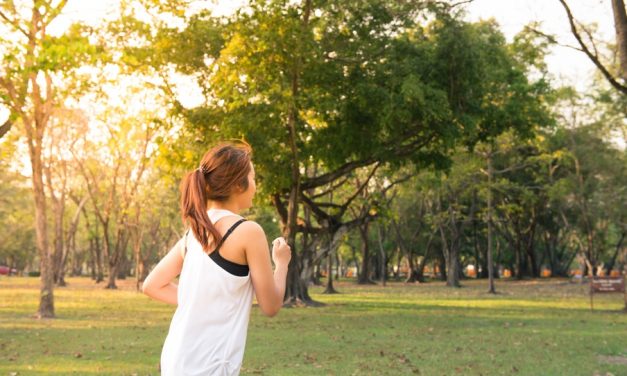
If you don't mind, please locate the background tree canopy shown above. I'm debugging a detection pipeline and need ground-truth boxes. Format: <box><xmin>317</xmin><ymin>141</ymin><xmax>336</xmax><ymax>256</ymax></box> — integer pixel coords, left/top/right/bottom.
<box><xmin>0</xmin><ymin>0</ymin><xmax>624</xmax><ymax>313</ymax></box>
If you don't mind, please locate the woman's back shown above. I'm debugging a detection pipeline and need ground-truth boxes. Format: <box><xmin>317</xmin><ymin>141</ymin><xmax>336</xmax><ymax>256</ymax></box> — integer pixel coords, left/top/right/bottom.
<box><xmin>160</xmin><ymin>209</ymin><xmax>254</xmax><ymax>376</ymax></box>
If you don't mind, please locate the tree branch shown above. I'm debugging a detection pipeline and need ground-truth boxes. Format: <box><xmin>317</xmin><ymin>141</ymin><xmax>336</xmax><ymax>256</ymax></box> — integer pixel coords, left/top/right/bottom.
<box><xmin>0</xmin><ymin>118</ymin><xmax>12</xmax><ymax>139</ymax></box>
<box><xmin>0</xmin><ymin>9</ymin><xmax>29</xmax><ymax>38</ymax></box>
<box><xmin>557</xmin><ymin>0</ymin><xmax>627</xmax><ymax>95</ymax></box>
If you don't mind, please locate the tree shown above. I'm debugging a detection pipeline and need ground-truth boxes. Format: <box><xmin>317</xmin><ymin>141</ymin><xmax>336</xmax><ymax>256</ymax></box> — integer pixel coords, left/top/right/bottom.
<box><xmin>0</xmin><ymin>0</ymin><xmax>97</xmax><ymax>318</ymax></box>
<box><xmin>42</xmin><ymin>108</ymin><xmax>89</xmax><ymax>286</ymax></box>
<box><xmin>125</xmin><ymin>0</ymin><xmax>554</xmax><ymax>300</ymax></box>
<box><xmin>71</xmin><ymin>84</ymin><xmax>161</xmax><ymax>288</ymax></box>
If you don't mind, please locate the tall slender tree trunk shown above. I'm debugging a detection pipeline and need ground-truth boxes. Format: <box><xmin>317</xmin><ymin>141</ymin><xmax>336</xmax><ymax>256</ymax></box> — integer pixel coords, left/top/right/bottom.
<box><xmin>281</xmin><ymin>0</ymin><xmax>313</xmax><ymax>306</ymax></box>
<box><xmin>26</xmin><ymin>9</ymin><xmax>56</xmax><ymax>319</ymax></box>
<box><xmin>133</xmin><ymin>228</ymin><xmax>144</xmax><ymax>291</ymax></box>
<box><xmin>63</xmin><ymin>196</ymin><xmax>88</xmax><ymax>281</ymax></box>
<box><xmin>438</xmin><ymin>250</ymin><xmax>447</xmax><ymax>281</ymax></box>
<box><xmin>350</xmin><ymin>244</ymin><xmax>360</xmax><ymax>279</ymax></box>
<box><xmin>486</xmin><ymin>152</ymin><xmax>496</xmax><ymax>293</ymax></box>
<box><xmin>323</xmin><ymin>250</ymin><xmax>338</xmax><ymax>294</ymax></box>
<box><xmin>377</xmin><ymin>224</ymin><xmax>387</xmax><ymax>287</ymax></box>
<box><xmin>357</xmin><ymin>221</ymin><xmax>374</xmax><ymax>284</ymax></box>
<box><xmin>613</xmin><ymin>0</ymin><xmax>627</xmax><ymax>79</ymax></box>
<box><xmin>515</xmin><ymin>236</ymin><xmax>523</xmax><ymax>280</ymax></box>
<box><xmin>51</xmin><ymin>196</ymin><xmax>65</xmax><ymax>286</ymax></box>
<box><xmin>30</xmin><ymin>131</ymin><xmax>55</xmax><ymax>317</ymax></box>
<box><xmin>88</xmin><ymin>238</ymin><xmax>96</xmax><ymax>280</ymax></box>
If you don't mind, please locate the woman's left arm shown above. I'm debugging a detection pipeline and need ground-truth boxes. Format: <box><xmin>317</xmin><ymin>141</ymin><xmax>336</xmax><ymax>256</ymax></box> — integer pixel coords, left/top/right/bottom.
<box><xmin>142</xmin><ymin>237</ymin><xmax>184</xmax><ymax>305</ymax></box>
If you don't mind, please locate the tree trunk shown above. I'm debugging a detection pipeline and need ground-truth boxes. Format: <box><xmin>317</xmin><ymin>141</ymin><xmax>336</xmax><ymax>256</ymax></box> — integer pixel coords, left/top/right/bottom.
<box><xmin>133</xmin><ymin>227</ymin><xmax>144</xmax><ymax>291</ymax></box>
<box><xmin>323</xmin><ymin>249</ymin><xmax>338</xmax><ymax>294</ymax></box>
<box><xmin>106</xmin><ymin>263</ymin><xmax>119</xmax><ymax>289</ymax></box>
<box><xmin>350</xmin><ymin>243</ymin><xmax>360</xmax><ymax>279</ymax></box>
<box><xmin>281</xmin><ymin>0</ymin><xmax>314</xmax><ymax>306</ymax></box>
<box><xmin>94</xmin><ymin>225</ymin><xmax>104</xmax><ymax>283</ymax></box>
<box><xmin>102</xmin><ymin>223</ymin><xmax>117</xmax><ymax>288</ymax></box>
<box><xmin>51</xmin><ymin>196</ymin><xmax>66</xmax><ymax>286</ymax></box>
<box><xmin>405</xmin><ymin>253</ymin><xmax>418</xmax><ymax>283</ymax></box>
<box><xmin>64</xmin><ymin>196</ymin><xmax>88</xmax><ymax>280</ymax></box>
<box><xmin>357</xmin><ymin>222</ymin><xmax>374</xmax><ymax>284</ymax></box>
<box><xmin>445</xmin><ymin>246</ymin><xmax>461</xmax><ymax>287</ymax></box>
<box><xmin>486</xmin><ymin>152</ymin><xmax>496</xmax><ymax>293</ymax></box>
<box><xmin>438</xmin><ymin>251</ymin><xmax>447</xmax><ymax>281</ymax></box>
<box><xmin>335</xmin><ymin>252</ymin><xmax>341</xmax><ymax>280</ymax></box>
<box><xmin>29</xmin><ymin>127</ymin><xmax>55</xmax><ymax>318</ymax></box>
<box><xmin>376</xmin><ymin>224</ymin><xmax>387</xmax><ymax>287</ymax></box>
<box><xmin>88</xmin><ymin>238</ymin><xmax>96</xmax><ymax>280</ymax></box>
<box><xmin>613</xmin><ymin>0</ymin><xmax>627</xmax><ymax>79</ymax></box>
<box><xmin>515</xmin><ymin>235</ymin><xmax>523</xmax><ymax>280</ymax></box>
<box><xmin>439</xmin><ymin>219</ymin><xmax>461</xmax><ymax>288</ymax></box>
<box><xmin>606</xmin><ymin>231</ymin><xmax>625</xmax><ymax>273</ymax></box>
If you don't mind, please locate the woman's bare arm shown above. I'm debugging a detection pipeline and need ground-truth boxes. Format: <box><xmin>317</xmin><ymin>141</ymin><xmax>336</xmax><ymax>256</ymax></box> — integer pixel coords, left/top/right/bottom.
<box><xmin>142</xmin><ymin>237</ymin><xmax>184</xmax><ymax>305</ymax></box>
<box><xmin>241</xmin><ymin>221</ymin><xmax>291</xmax><ymax>317</ymax></box>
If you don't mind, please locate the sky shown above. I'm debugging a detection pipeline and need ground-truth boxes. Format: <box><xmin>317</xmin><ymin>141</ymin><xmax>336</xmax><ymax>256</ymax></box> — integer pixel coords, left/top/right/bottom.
<box><xmin>465</xmin><ymin>0</ymin><xmax>614</xmax><ymax>91</ymax></box>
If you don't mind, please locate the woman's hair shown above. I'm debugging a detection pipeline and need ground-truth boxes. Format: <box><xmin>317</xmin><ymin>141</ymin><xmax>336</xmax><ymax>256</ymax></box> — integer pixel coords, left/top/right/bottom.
<box><xmin>180</xmin><ymin>141</ymin><xmax>253</xmax><ymax>252</ymax></box>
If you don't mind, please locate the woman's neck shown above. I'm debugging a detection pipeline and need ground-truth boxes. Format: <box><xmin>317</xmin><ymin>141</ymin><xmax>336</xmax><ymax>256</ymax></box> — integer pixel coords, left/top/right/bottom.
<box><xmin>207</xmin><ymin>201</ymin><xmax>240</xmax><ymax>214</ymax></box>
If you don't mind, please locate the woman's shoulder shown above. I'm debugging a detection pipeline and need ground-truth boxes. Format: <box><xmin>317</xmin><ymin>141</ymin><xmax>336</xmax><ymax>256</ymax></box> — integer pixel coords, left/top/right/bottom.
<box><xmin>237</xmin><ymin>219</ymin><xmax>265</xmax><ymax>236</ymax></box>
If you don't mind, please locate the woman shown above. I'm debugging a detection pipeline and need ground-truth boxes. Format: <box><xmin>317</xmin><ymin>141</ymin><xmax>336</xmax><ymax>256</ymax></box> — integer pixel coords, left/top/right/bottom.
<box><xmin>142</xmin><ymin>141</ymin><xmax>291</xmax><ymax>376</ymax></box>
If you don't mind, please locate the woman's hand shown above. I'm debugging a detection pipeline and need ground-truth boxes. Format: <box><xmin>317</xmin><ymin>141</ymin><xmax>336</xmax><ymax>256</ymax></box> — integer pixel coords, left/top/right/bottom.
<box><xmin>271</xmin><ymin>237</ymin><xmax>292</xmax><ymax>267</ymax></box>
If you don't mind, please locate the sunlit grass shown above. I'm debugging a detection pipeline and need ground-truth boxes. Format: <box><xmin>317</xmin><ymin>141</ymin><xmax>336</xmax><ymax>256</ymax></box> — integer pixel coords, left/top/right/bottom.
<box><xmin>1</xmin><ymin>276</ymin><xmax>626</xmax><ymax>375</ymax></box>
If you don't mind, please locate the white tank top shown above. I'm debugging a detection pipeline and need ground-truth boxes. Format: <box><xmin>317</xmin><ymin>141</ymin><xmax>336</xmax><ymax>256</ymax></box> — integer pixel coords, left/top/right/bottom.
<box><xmin>160</xmin><ymin>209</ymin><xmax>254</xmax><ymax>376</ymax></box>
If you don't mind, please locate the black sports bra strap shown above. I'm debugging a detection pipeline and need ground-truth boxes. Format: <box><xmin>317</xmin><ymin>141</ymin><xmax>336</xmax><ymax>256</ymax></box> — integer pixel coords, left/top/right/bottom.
<box><xmin>214</xmin><ymin>218</ymin><xmax>247</xmax><ymax>253</ymax></box>
<box><xmin>184</xmin><ymin>229</ymin><xmax>190</xmax><ymax>256</ymax></box>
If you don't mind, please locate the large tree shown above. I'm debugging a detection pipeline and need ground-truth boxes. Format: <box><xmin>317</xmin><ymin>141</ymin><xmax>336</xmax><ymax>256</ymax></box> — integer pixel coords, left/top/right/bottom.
<box><xmin>0</xmin><ymin>0</ymin><xmax>97</xmax><ymax>317</ymax></box>
<box><xmin>124</xmin><ymin>0</ymin><xmax>553</xmax><ymax>300</ymax></box>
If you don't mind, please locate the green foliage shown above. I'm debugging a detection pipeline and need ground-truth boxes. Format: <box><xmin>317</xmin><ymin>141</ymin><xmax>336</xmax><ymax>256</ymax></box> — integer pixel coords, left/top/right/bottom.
<box><xmin>138</xmin><ymin>0</ymin><xmax>553</xmax><ymax>200</ymax></box>
<box><xmin>39</xmin><ymin>24</ymin><xmax>101</xmax><ymax>72</ymax></box>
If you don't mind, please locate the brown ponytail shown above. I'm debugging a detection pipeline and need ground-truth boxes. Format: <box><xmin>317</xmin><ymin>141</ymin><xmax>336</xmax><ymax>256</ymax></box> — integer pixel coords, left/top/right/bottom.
<box><xmin>180</xmin><ymin>141</ymin><xmax>252</xmax><ymax>252</ymax></box>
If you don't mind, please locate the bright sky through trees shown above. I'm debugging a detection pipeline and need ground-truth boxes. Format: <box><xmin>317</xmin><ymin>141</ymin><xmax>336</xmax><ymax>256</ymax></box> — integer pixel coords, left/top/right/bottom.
<box><xmin>39</xmin><ymin>0</ymin><xmax>616</xmax><ymax>96</ymax></box>
<box><xmin>0</xmin><ymin>0</ymin><xmax>619</xmax><ymax>145</ymax></box>
<box><xmin>467</xmin><ymin>0</ymin><xmax>613</xmax><ymax>90</ymax></box>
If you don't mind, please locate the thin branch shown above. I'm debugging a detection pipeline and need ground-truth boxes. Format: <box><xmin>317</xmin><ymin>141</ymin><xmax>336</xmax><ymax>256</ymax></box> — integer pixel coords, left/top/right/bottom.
<box><xmin>557</xmin><ymin>0</ymin><xmax>627</xmax><ymax>95</ymax></box>
<box><xmin>525</xmin><ymin>26</ymin><xmax>583</xmax><ymax>52</ymax></box>
<box><xmin>0</xmin><ymin>9</ymin><xmax>29</xmax><ymax>38</ymax></box>
<box><xmin>338</xmin><ymin>162</ymin><xmax>381</xmax><ymax>215</ymax></box>
<box><xmin>42</xmin><ymin>0</ymin><xmax>69</xmax><ymax>27</ymax></box>
<box><xmin>300</xmin><ymin>157</ymin><xmax>377</xmax><ymax>190</ymax></box>
<box><xmin>310</xmin><ymin>176</ymin><xmax>350</xmax><ymax>199</ymax></box>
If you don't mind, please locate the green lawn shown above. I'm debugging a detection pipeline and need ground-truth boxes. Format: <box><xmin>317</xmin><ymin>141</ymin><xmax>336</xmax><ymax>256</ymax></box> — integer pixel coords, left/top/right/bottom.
<box><xmin>1</xmin><ymin>276</ymin><xmax>625</xmax><ymax>375</ymax></box>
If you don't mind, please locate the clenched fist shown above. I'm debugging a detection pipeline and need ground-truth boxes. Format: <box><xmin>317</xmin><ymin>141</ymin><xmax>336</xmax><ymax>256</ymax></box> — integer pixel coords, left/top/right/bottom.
<box><xmin>271</xmin><ymin>237</ymin><xmax>291</xmax><ymax>267</ymax></box>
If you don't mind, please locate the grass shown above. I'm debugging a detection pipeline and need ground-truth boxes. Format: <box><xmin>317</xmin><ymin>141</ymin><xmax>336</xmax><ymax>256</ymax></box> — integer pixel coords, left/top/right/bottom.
<box><xmin>1</xmin><ymin>276</ymin><xmax>626</xmax><ymax>375</ymax></box>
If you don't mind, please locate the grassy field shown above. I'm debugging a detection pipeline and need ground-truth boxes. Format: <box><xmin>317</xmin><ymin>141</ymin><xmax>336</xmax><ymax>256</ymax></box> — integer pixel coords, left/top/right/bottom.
<box><xmin>0</xmin><ymin>276</ymin><xmax>626</xmax><ymax>376</ymax></box>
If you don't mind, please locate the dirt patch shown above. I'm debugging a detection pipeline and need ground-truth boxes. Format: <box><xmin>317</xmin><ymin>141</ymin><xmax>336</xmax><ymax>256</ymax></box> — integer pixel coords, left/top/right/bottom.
<box><xmin>598</xmin><ymin>355</ymin><xmax>627</xmax><ymax>365</ymax></box>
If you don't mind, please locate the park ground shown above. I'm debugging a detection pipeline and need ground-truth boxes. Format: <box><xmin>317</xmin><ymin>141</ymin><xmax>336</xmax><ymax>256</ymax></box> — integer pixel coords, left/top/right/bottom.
<box><xmin>0</xmin><ymin>277</ymin><xmax>626</xmax><ymax>376</ymax></box>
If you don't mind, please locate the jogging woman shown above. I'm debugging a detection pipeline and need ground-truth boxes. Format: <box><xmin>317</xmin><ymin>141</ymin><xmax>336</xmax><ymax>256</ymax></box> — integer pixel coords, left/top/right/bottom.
<box><xmin>142</xmin><ymin>141</ymin><xmax>291</xmax><ymax>375</ymax></box>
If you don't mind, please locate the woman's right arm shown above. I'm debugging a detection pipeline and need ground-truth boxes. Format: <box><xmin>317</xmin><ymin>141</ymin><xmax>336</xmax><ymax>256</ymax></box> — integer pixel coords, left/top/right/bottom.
<box><xmin>242</xmin><ymin>221</ymin><xmax>291</xmax><ymax>317</ymax></box>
